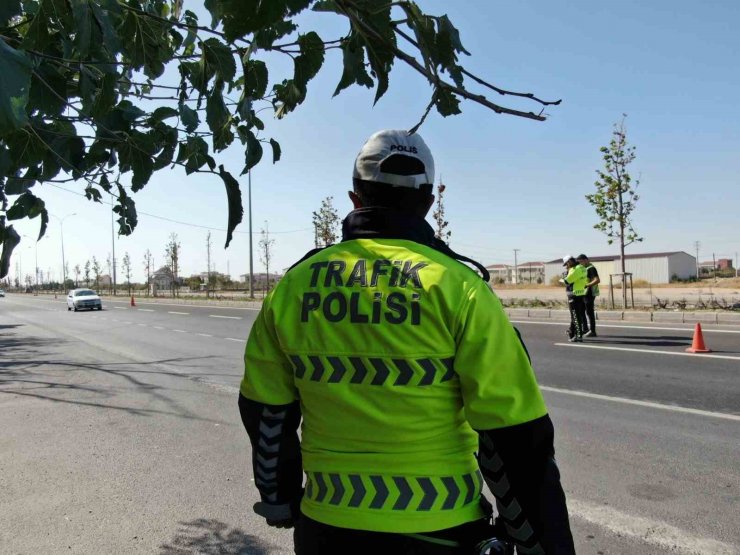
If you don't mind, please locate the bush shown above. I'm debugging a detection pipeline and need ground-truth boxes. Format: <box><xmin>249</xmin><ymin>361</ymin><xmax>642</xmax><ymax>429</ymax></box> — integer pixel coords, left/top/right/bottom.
<box><xmin>549</xmin><ymin>275</ymin><xmax>563</xmax><ymax>286</ymax></box>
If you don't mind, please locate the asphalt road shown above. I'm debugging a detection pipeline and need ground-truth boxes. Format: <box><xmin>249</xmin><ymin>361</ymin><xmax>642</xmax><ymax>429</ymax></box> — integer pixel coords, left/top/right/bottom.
<box><xmin>1</xmin><ymin>293</ymin><xmax>738</xmax><ymax>554</ymax></box>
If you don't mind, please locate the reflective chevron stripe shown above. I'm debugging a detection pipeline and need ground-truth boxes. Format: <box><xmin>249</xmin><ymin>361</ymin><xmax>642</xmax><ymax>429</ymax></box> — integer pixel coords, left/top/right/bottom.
<box><xmin>303</xmin><ymin>471</ymin><xmax>481</xmax><ymax>512</ymax></box>
<box><xmin>289</xmin><ymin>355</ymin><xmax>457</xmax><ymax>386</ymax></box>
<box><xmin>254</xmin><ymin>406</ymin><xmax>286</xmax><ymax>503</ymax></box>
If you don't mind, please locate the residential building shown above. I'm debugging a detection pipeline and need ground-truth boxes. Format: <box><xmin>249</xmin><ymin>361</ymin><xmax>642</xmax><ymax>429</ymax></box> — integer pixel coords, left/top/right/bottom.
<box><xmin>544</xmin><ymin>251</ymin><xmax>696</xmax><ymax>285</ymax></box>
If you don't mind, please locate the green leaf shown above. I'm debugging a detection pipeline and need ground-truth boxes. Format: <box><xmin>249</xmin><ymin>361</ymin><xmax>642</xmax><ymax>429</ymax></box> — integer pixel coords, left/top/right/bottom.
<box><xmin>242</xmin><ymin>59</ymin><xmax>268</xmax><ymax>99</ymax></box>
<box><xmin>202</xmin><ymin>38</ymin><xmax>236</xmax><ymax>83</ymax></box>
<box><xmin>286</xmin><ymin>0</ymin><xmax>312</xmax><ymax>16</ymax></box>
<box><xmin>218</xmin><ymin>165</ymin><xmax>243</xmax><ymax>248</ymax></box>
<box><xmin>312</xmin><ymin>0</ymin><xmax>339</xmax><ymax>13</ymax></box>
<box><xmin>0</xmin><ymin>0</ymin><xmax>22</xmax><ymax>25</ymax></box>
<box><xmin>149</xmin><ymin>106</ymin><xmax>179</xmax><ymax>123</ymax></box>
<box><xmin>269</xmin><ymin>138</ymin><xmax>280</xmax><ymax>163</ymax></box>
<box><xmin>85</xmin><ymin>185</ymin><xmax>103</xmax><ymax>202</ymax></box>
<box><xmin>252</xmin><ymin>19</ymin><xmax>297</xmax><ymax>50</ymax></box>
<box><xmin>0</xmin><ymin>39</ymin><xmax>32</xmax><ymax>134</ymax></box>
<box><xmin>240</xmin><ymin>128</ymin><xmax>262</xmax><ymax>174</ymax></box>
<box><xmin>437</xmin><ymin>15</ymin><xmax>470</xmax><ymax>56</ymax></box>
<box><xmin>28</xmin><ymin>63</ymin><xmax>68</xmax><ymax>117</ymax></box>
<box><xmin>206</xmin><ymin>85</ymin><xmax>234</xmax><ymax>151</ymax></box>
<box><xmin>179</xmin><ymin>103</ymin><xmax>199</xmax><ymax>132</ymax></box>
<box><xmin>7</xmin><ymin>191</ymin><xmax>46</xmax><ymax>221</ymax></box>
<box><xmin>333</xmin><ymin>35</ymin><xmax>373</xmax><ymax>97</ymax></box>
<box><xmin>113</xmin><ymin>184</ymin><xmax>137</xmax><ymax>235</ymax></box>
<box><xmin>434</xmin><ymin>88</ymin><xmax>461</xmax><ymax>116</ymax></box>
<box><xmin>152</xmin><ymin>127</ymin><xmax>178</xmax><ymax>171</ymax></box>
<box><xmin>295</xmin><ymin>32</ymin><xmax>325</xmax><ymax>89</ymax></box>
<box><xmin>220</xmin><ymin>0</ymin><xmax>286</xmax><ymax>43</ymax></box>
<box><xmin>0</xmin><ymin>222</ymin><xmax>20</xmax><ymax>280</ymax></box>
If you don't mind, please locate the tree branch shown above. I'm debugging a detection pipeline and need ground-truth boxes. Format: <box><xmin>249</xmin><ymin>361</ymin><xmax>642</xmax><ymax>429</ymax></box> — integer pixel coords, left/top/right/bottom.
<box><xmin>336</xmin><ymin>3</ymin><xmax>550</xmax><ymax>121</ymax></box>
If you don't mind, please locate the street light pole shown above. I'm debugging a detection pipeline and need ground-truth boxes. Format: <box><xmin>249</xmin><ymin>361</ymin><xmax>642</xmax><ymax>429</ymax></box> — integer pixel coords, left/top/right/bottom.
<box><xmin>52</xmin><ymin>212</ymin><xmax>76</xmax><ymax>289</ymax></box>
<box><xmin>248</xmin><ymin>168</ymin><xmax>254</xmax><ymax>298</ymax></box>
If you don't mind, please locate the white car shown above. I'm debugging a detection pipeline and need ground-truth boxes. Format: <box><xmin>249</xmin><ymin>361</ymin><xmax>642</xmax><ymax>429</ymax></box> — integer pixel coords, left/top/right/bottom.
<box><xmin>67</xmin><ymin>289</ymin><xmax>102</xmax><ymax>311</ymax></box>
<box><xmin>0</xmin><ymin>289</ymin><xmax>5</xmax><ymax>297</ymax></box>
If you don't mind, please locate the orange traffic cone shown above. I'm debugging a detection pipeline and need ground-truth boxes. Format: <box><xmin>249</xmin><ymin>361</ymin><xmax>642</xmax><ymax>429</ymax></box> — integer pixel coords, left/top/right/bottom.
<box><xmin>130</xmin><ymin>295</ymin><xmax>136</xmax><ymax>307</ymax></box>
<box><xmin>686</xmin><ymin>323</ymin><xmax>711</xmax><ymax>353</ymax></box>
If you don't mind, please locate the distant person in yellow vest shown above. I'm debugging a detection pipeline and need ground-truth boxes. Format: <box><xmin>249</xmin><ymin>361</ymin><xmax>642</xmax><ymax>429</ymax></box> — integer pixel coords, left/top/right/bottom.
<box><xmin>238</xmin><ymin>130</ymin><xmax>575</xmax><ymax>554</ymax></box>
<box><xmin>577</xmin><ymin>254</ymin><xmax>600</xmax><ymax>337</ymax></box>
<box><xmin>559</xmin><ymin>256</ymin><xmax>587</xmax><ymax>342</ymax></box>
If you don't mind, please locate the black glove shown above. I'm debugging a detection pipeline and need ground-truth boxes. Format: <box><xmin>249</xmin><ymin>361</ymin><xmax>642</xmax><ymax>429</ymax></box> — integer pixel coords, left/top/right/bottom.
<box><xmin>253</xmin><ymin>501</ymin><xmax>296</xmax><ymax>529</ymax></box>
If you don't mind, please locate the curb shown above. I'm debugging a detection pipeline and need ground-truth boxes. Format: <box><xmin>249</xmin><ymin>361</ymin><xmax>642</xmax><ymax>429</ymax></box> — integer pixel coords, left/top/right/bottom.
<box><xmin>504</xmin><ymin>308</ymin><xmax>740</xmax><ymax>325</ymax></box>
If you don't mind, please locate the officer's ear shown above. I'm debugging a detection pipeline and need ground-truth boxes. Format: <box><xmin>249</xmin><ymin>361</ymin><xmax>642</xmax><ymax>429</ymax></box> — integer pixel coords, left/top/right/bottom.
<box><xmin>349</xmin><ymin>190</ymin><xmax>363</xmax><ymax>209</ymax></box>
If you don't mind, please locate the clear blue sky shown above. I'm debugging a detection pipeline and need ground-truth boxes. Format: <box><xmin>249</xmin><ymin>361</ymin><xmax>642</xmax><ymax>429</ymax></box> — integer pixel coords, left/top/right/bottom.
<box><xmin>9</xmin><ymin>0</ymin><xmax>740</xmax><ymax>284</ymax></box>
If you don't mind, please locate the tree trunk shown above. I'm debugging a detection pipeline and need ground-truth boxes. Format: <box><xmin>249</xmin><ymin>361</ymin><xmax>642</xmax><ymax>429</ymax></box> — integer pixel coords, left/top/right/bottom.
<box><xmin>619</xmin><ymin>189</ymin><xmax>627</xmax><ymax>308</ymax></box>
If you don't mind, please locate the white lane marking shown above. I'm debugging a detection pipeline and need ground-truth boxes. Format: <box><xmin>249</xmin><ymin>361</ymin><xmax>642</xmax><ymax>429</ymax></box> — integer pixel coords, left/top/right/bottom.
<box><xmin>209</xmin><ymin>315</ymin><xmax>242</xmax><ymax>320</ymax></box>
<box><xmin>225</xmin><ymin>337</ymin><xmax>243</xmax><ymax>342</ymax></box>
<box><xmin>540</xmin><ymin>385</ymin><xmax>740</xmax><ymax>422</ymax></box>
<box><xmin>103</xmin><ymin>298</ymin><xmax>260</xmax><ymax>311</ymax></box>
<box><xmin>197</xmin><ymin>333</ymin><xmax>213</xmax><ymax>337</ymax></box>
<box><xmin>168</xmin><ymin>311</ymin><xmax>190</xmax><ymax>315</ymax></box>
<box><xmin>153</xmin><ymin>326</ymin><xmax>164</xmax><ymax>330</ymax></box>
<box><xmin>120</xmin><ymin>321</ymin><xmax>131</xmax><ymax>325</ymax></box>
<box><xmin>510</xmin><ymin>320</ymin><xmax>740</xmax><ymax>334</ymax></box>
<box><xmin>137</xmin><ymin>308</ymin><xmax>154</xmax><ymax>312</ymax></box>
<box><xmin>113</xmin><ymin>306</ymin><xmax>126</xmax><ymax>310</ymax></box>
<box><xmin>568</xmin><ymin>498</ymin><xmax>737</xmax><ymax>555</ymax></box>
<box><xmin>172</xmin><ymin>329</ymin><xmax>187</xmax><ymax>333</ymax></box>
<box><xmin>554</xmin><ymin>342</ymin><xmax>740</xmax><ymax>362</ymax></box>
<box><xmin>137</xmin><ymin>323</ymin><xmax>147</xmax><ymax>327</ymax></box>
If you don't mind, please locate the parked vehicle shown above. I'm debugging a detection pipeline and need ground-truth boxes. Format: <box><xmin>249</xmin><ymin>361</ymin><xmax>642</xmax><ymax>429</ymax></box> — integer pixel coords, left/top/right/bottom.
<box><xmin>0</xmin><ymin>289</ymin><xmax>5</xmax><ymax>297</ymax></box>
<box><xmin>67</xmin><ymin>289</ymin><xmax>102</xmax><ymax>311</ymax></box>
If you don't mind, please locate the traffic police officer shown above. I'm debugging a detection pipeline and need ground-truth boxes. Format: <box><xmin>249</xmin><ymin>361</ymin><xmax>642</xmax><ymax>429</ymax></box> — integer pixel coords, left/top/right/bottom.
<box><xmin>560</xmin><ymin>256</ymin><xmax>588</xmax><ymax>342</ymax></box>
<box><xmin>577</xmin><ymin>254</ymin><xmax>600</xmax><ymax>337</ymax></box>
<box><xmin>239</xmin><ymin>130</ymin><xmax>575</xmax><ymax>554</ymax></box>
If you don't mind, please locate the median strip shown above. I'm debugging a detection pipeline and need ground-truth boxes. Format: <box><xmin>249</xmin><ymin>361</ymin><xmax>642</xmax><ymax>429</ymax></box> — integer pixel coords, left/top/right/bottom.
<box><xmin>540</xmin><ymin>385</ymin><xmax>740</xmax><ymax>421</ymax></box>
<box><xmin>511</xmin><ymin>320</ymin><xmax>740</xmax><ymax>334</ymax></box>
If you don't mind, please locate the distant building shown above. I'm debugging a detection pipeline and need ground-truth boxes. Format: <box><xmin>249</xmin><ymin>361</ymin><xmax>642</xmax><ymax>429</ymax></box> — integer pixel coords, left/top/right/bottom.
<box><xmin>151</xmin><ymin>266</ymin><xmax>174</xmax><ymax>294</ymax></box>
<box><xmin>544</xmin><ymin>251</ymin><xmax>696</xmax><ymax>285</ymax></box>
<box><xmin>699</xmin><ymin>258</ymin><xmax>733</xmax><ymax>272</ymax></box>
<box><xmin>485</xmin><ymin>262</ymin><xmax>545</xmax><ymax>284</ymax></box>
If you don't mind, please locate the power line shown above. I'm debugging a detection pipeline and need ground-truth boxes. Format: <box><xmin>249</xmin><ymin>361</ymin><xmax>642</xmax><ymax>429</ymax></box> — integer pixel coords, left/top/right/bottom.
<box><xmin>47</xmin><ymin>183</ymin><xmax>312</xmax><ymax>235</ymax></box>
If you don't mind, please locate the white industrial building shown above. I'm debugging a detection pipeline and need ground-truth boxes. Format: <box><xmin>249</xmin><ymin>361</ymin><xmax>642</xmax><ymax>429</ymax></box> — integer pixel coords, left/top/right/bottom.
<box><xmin>544</xmin><ymin>251</ymin><xmax>696</xmax><ymax>285</ymax></box>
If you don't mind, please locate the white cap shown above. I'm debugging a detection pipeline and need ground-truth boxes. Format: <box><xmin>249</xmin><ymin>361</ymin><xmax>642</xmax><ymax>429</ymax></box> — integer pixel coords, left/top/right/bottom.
<box><xmin>353</xmin><ymin>130</ymin><xmax>435</xmax><ymax>189</ymax></box>
<box><xmin>562</xmin><ymin>255</ymin><xmax>574</xmax><ymax>265</ymax></box>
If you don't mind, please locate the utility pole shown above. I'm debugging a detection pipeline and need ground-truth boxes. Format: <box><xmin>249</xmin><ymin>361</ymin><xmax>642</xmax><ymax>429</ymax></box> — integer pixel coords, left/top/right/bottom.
<box><xmin>513</xmin><ymin>249</ymin><xmax>520</xmax><ymax>285</ymax></box>
<box><xmin>712</xmin><ymin>252</ymin><xmax>717</xmax><ymax>282</ymax></box>
<box><xmin>206</xmin><ymin>231</ymin><xmax>212</xmax><ymax>299</ymax></box>
<box><xmin>248</xmin><ymin>169</ymin><xmax>254</xmax><ymax>298</ymax></box>
<box><xmin>694</xmin><ymin>241</ymin><xmax>700</xmax><ymax>280</ymax></box>
<box><xmin>735</xmin><ymin>252</ymin><xmax>738</xmax><ymax>278</ymax></box>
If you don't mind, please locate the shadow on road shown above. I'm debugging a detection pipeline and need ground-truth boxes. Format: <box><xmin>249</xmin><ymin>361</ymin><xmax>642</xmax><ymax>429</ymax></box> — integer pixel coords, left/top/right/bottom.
<box><xmin>159</xmin><ymin>519</ymin><xmax>275</xmax><ymax>555</ymax></box>
<box><xmin>0</xmin><ymin>325</ymin><xmax>229</xmax><ymax>423</ymax></box>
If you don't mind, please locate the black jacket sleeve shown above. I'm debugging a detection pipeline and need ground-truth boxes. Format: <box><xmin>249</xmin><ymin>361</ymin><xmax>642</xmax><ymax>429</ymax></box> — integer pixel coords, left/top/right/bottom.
<box><xmin>477</xmin><ymin>414</ymin><xmax>575</xmax><ymax>554</ymax></box>
<box><xmin>238</xmin><ymin>393</ymin><xmax>303</xmax><ymax>513</ymax></box>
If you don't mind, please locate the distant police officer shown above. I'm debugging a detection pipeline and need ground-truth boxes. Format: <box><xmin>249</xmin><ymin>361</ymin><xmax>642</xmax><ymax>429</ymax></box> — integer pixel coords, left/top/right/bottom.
<box><xmin>577</xmin><ymin>254</ymin><xmax>600</xmax><ymax>337</ymax></box>
<box><xmin>560</xmin><ymin>256</ymin><xmax>587</xmax><ymax>342</ymax></box>
<box><xmin>239</xmin><ymin>130</ymin><xmax>575</xmax><ymax>554</ymax></box>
